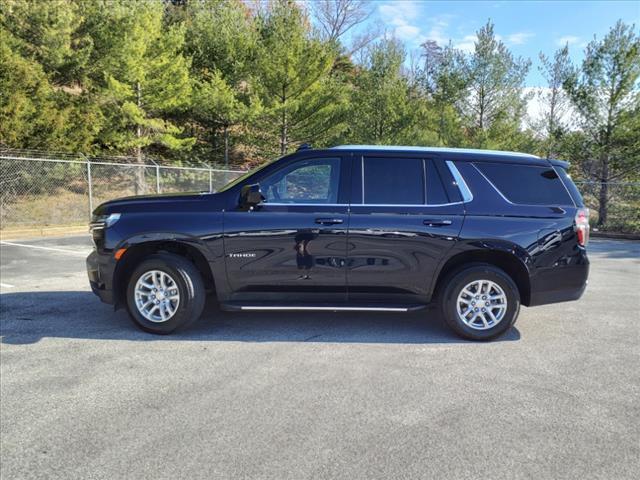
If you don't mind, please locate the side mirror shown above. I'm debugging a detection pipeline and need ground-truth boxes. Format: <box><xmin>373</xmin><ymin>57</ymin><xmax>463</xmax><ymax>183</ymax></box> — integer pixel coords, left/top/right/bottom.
<box><xmin>240</xmin><ymin>183</ymin><xmax>264</xmax><ymax>209</ymax></box>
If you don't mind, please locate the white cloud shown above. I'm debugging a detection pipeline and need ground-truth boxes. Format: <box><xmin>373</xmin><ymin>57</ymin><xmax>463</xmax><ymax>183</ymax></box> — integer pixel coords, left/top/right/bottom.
<box><xmin>455</xmin><ymin>35</ymin><xmax>477</xmax><ymax>53</ymax></box>
<box><xmin>378</xmin><ymin>1</ymin><xmax>426</xmax><ymax>45</ymax></box>
<box><xmin>556</xmin><ymin>35</ymin><xmax>580</xmax><ymax>46</ymax></box>
<box><xmin>395</xmin><ymin>25</ymin><xmax>424</xmax><ymax>42</ymax></box>
<box><xmin>424</xmin><ymin>17</ymin><xmax>451</xmax><ymax>45</ymax></box>
<box><xmin>506</xmin><ymin>32</ymin><xmax>534</xmax><ymax>45</ymax></box>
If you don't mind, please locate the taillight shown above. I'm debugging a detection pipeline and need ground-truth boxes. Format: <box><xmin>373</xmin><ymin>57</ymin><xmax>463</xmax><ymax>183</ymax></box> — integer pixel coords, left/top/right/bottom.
<box><xmin>575</xmin><ymin>208</ymin><xmax>590</xmax><ymax>247</ymax></box>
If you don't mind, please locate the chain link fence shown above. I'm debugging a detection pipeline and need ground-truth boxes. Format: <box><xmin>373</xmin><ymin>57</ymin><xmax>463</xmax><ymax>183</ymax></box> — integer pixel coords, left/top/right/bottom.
<box><xmin>0</xmin><ymin>150</ymin><xmax>246</xmax><ymax>231</ymax></box>
<box><xmin>575</xmin><ymin>181</ymin><xmax>640</xmax><ymax>234</ymax></box>
<box><xmin>1</xmin><ymin>150</ymin><xmax>638</xmax><ymax>234</ymax></box>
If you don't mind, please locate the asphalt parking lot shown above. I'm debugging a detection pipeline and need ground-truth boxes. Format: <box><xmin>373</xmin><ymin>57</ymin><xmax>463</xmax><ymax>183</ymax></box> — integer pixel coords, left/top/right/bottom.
<box><xmin>1</xmin><ymin>235</ymin><xmax>638</xmax><ymax>479</ymax></box>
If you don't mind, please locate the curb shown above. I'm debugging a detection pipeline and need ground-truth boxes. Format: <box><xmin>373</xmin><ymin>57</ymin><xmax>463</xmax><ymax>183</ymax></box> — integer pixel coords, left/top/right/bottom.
<box><xmin>0</xmin><ymin>225</ymin><xmax>89</xmax><ymax>241</ymax></box>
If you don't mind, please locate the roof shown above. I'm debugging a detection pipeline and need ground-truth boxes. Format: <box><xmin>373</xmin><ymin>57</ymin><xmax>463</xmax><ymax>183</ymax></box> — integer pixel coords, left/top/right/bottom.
<box><xmin>330</xmin><ymin>145</ymin><xmax>540</xmax><ymax>160</ymax></box>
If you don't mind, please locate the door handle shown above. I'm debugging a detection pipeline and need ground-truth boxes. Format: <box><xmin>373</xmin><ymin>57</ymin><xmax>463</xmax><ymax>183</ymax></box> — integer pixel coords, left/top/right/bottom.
<box><xmin>423</xmin><ymin>219</ymin><xmax>453</xmax><ymax>227</ymax></box>
<box><xmin>315</xmin><ymin>218</ymin><xmax>344</xmax><ymax>225</ymax></box>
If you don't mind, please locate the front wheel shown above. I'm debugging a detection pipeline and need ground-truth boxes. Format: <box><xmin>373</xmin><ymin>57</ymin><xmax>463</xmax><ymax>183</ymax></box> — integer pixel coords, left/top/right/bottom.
<box><xmin>440</xmin><ymin>264</ymin><xmax>520</xmax><ymax>341</ymax></box>
<box><xmin>125</xmin><ymin>253</ymin><xmax>205</xmax><ymax>334</ymax></box>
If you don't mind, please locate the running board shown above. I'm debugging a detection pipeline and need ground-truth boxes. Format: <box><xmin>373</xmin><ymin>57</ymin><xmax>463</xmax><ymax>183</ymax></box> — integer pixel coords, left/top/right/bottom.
<box><xmin>221</xmin><ymin>303</ymin><xmax>427</xmax><ymax>312</ymax></box>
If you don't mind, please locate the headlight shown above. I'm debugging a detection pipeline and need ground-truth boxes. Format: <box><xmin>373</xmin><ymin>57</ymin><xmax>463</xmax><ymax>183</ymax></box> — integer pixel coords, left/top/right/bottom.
<box><xmin>89</xmin><ymin>213</ymin><xmax>121</xmax><ymax>231</ymax></box>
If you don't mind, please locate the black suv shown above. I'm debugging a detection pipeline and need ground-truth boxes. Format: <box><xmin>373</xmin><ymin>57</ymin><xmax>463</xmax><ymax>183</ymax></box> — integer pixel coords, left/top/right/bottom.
<box><xmin>87</xmin><ymin>145</ymin><xmax>589</xmax><ymax>340</ymax></box>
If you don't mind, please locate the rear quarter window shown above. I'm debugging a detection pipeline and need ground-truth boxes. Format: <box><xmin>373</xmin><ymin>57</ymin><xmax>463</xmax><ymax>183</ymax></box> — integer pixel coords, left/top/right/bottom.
<box><xmin>554</xmin><ymin>166</ymin><xmax>585</xmax><ymax>207</ymax></box>
<box><xmin>475</xmin><ymin>162</ymin><xmax>574</xmax><ymax>206</ymax></box>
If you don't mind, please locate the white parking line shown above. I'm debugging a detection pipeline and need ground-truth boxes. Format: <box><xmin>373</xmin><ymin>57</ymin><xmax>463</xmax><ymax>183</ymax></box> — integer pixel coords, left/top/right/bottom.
<box><xmin>0</xmin><ymin>282</ymin><xmax>15</xmax><ymax>288</ymax></box>
<box><xmin>0</xmin><ymin>241</ymin><xmax>91</xmax><ymax>256</ymax></box>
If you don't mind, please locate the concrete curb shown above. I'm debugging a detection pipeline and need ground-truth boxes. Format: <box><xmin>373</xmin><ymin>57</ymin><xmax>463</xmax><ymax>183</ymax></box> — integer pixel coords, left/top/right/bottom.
<box><xmin>0</xmin><ymin>225</ymin><xmax>88</xmax><ymax>241</ymax></box>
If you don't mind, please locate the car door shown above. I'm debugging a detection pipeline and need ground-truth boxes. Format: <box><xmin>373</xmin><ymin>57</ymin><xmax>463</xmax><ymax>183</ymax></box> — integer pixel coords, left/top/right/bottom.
<box><xmin>223</xmin><ymin>155</ymin><xmax>350</xmax><ymax>303</ymax></box>
<box><xmin>346</xmin><ymin>154</ymin><xmax>465</xmax><ymax>304</ymax></box>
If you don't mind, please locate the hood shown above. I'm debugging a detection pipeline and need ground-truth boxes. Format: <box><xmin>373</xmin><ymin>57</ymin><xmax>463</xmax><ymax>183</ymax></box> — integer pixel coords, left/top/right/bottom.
<box><xmin>93</xmin><ymin>191</ymin><xmax>224</xmax><ymax>216</ymax></box>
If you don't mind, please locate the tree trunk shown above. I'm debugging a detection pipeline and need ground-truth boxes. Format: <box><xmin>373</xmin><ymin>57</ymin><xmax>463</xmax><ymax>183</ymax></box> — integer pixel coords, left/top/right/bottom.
<box><xmin>223</xmin><ymin>124</ymin><xmax>229</xmax><ymax>169</ymax></box>
<box><xmin>280</xmin><ymin>109</ymin><xmax>287</xmax><ymax>155</ymax></box>
<box><xmin>134</xmin><ymin>81</ymin><xmax>146</xmax><ymax>195</ymax></box>
<box><xmin>280</xmin><ymin>87</ymin><xmax>288</xmax><ymax>155</ymax></box>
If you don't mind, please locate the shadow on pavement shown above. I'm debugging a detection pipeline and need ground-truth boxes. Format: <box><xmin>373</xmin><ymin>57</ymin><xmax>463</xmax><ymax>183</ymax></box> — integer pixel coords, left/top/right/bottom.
<box><xmin>0</xmin><ymin>291</ymin><xmax>520</xmax><ymax>345</ymax></box>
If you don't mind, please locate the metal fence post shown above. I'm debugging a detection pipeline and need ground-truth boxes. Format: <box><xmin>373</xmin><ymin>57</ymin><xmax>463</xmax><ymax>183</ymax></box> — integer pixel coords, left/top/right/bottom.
<box><xmin>156</xmin><ymin>165</ymin><xmax>161</xmax><ymax>193</ymax></box>
<box><xmin>209</xmin><ymin>168</ymin><xmax>213</xmax><ymax>193</ymax></box>
<box><xmin>87</xmin><ymin>158</ymin><xmax>93</xmax><ymax>218</ymax></box>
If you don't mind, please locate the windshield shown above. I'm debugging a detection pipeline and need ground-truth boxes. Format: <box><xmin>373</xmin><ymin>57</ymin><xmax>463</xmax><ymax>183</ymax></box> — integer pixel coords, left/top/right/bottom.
<box><xmin>217</xmin><ymin>159</ymin><xmax>276</xmax><ymax>193</ymax></box>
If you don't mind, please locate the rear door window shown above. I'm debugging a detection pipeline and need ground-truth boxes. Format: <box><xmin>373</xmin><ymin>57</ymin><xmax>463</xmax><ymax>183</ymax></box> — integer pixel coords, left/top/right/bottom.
<box><xmin>475</xmin><ymin>162</ymin><xmax>574</xmax><ymax>206</ymax></box>
<box><xmin>426</xmin><ymin>160</ymin><xmax>450</xmax><ymax>205</ymax></box>
<box><xmin>363</xmin><ymin>157</ymin><xmax>424</xmax><ymax>205</ymax></box>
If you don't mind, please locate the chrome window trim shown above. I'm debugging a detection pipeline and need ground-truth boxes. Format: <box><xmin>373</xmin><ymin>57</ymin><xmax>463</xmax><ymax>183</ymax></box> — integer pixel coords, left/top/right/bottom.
<box><xmin>422</xmin><ymin>158</ymin><xmax>428</xmax><ymax>204</ymax></box>
<box><xmin>446</xmin><ymin>160</ymin><xmax>473</xmax><ymax>203</ymax></box>
<box><xmin>350</xmin><ymin>203</ymin><xmax>459</xmax><ymax>208</ymax></box>
<box><xmin>258</xmin><ymin>158</ymin><xmax>472</xmax><ymax>208</ymax></box>
<box><xmin>261</xmin><ymin>202</ymin><xmax>349</xmax><ymax>207</ymax></box>
<box><xmin>261</xmin><ymin>202</ymin><xmax>468</xmax><ymax>208</ymax></box>
<box><xmin>361</xmin><ymin>156</ymin><xmax>365</xmax><ymax>204</ymax></box>
<box><xmin>551</xmin><ymin>166</ymin><xmax>578</xmax><ymax>208</ymax></box>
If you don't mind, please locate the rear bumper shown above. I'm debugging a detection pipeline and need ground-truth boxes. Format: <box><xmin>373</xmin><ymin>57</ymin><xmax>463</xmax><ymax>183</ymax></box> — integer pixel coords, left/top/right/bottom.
<box><xmin>87</xmin><ymin>250</ymin><xmax>115</xmax><ymax>305</ymax></box>
<box><xmin>528</xmin><ymin>260</ymin><xmax>589</xmax><ymax>307</ymax></box>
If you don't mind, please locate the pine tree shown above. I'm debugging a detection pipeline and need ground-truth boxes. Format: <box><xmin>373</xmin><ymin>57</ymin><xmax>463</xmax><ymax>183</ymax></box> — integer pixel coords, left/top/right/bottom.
<box><xmin>84</xmin><ymin>0</ymin><xmax>193</xmax><ymax>190</ymax></box>
<box><xmin>428</xmin><ymin>43</ymin><xmax>468</xmax><ymax>146</ymax></box>
<box><xmin>254</xmin><ymin>0</ymin><xmax>346</xmax><ymax>156</ymax></box>
<box><xmin>0</xmin><ymin>0</ymin><xmax>100</xmax><ymax>151</ymax></box>
<box><xmin>536</xmin><ymin>45</ymin><xmax>572</xmax><ymax>158</ymax></box>
<box><xmin>185</xmin><ymin>0</ymin><xmax>260</xmax><ymax>167</ymax></box>
<box><xmin>564</xmin><ymin>20</ymin><xmax>640</xmax><ymax>226</ymax></box>
<box><xmin>460</xmin><ymin>20</ymin><xmax>530</xmax><ymax>148</ymax></box>
<box><xmin>348</xmin><ymin>38</ymin><xmax>413</xmax><ymax>144</ymax></box>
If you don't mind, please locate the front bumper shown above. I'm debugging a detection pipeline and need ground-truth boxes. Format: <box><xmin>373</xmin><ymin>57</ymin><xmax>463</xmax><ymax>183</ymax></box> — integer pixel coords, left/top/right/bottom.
<box><xmin>87</xmin><ymin>250</ymin><xmax>115</xmax><ymax>305</ymax></box>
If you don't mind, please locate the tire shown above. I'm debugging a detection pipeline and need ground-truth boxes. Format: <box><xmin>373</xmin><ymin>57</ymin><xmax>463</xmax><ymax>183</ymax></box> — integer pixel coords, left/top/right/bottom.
<box><xmin>439</xmin><ymin>263</ymin><xmax>520</xmax><ymax>341</ymax></box>
<box><xmin>125</xmin><ymin>253</ymin><xmax>205</xmax><ymax>334</ymax></box>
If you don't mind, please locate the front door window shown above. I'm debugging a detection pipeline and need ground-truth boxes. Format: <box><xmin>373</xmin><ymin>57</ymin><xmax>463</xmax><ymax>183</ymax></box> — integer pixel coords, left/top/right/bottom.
<box><xmin>261</xmin><ymin>158</ymin><xmax>341</xmax><ymax>204</ymax></box>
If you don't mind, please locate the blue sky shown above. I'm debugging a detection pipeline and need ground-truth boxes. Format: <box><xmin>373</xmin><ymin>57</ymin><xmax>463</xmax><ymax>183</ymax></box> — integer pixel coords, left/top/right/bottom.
<box><xmin>361</xmin><ymin>0</ymin><xmax>639</xmax><ymax>86</ymax></box>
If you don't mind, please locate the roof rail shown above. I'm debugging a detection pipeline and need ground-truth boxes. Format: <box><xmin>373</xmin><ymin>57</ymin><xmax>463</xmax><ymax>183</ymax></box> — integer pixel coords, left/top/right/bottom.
<box><xmin>297</xmin><ymin>143</ymin><xmax>312</xmax><ymax>151</ymax></box>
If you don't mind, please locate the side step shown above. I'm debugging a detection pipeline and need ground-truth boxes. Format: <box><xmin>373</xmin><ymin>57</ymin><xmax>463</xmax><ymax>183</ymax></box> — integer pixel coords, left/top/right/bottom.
<box><xmin>221</xmin><ymin>302</ymin><xmax>427</xmax><ymax>312</ymax></box>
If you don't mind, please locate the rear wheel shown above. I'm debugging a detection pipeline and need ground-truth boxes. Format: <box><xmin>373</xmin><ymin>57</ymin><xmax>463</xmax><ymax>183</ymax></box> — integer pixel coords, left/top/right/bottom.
<box><xmin>440</xmin><ymin>264</ymin><xmax>520</xmax><ymax>341</ymax></box>
<box><xmin>125</xmin><ymin>253</ymin><xmax>205</xmax><ymax>334</ymax></box>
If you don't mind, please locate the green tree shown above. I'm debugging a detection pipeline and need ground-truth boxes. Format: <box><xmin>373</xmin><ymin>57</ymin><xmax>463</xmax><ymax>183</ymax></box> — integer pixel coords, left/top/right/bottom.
<box><xmin>427</xmin><ymin>42</ymin><xmax>468</xmax><ymax>146</ymax></box>
<box><xmin>564</xmin><ymin>20</ymin><xmax>640</xmax><ymax>226</ymax></box>
<box><xmin>461</xmin><ymin>20</ymin><xmax>530</xmax><ymax>148</ymax></box>
<box><xmin>536</xmin><ymin>44</ymin><xmax>572</xmax><ymax>158</ymax></box>
<box><xmin>84</xmin><ymin>0</ymin><xmax>193</xmax><ymax>174</ymax></box>
<box><xmin>0</xmin><ymin>0</ymin><xmax>92</xmax><ymax>86</ymax></box>
<box><xmin>0</xmin><ymin>0</ymin><xmax>100</xmax><ymax>151</ymax></box>
<box><xmin>348</xmin><ymin>38</ymin><xmax>414</xmax><ymax>144</ymax></box>
<box><xmin>254</xmin><ymin>0</ymin><xmax>347</xmax><ymax>155</ymax></box>
<box><xmin>192</xmin><ymin>71</ymin><xmax>262</xmax><ymax>167</ymax></box>
<box><xmin>185</xmin><ymin>0</ymin><xmax>260</xmax><ymax>166</ymax></box>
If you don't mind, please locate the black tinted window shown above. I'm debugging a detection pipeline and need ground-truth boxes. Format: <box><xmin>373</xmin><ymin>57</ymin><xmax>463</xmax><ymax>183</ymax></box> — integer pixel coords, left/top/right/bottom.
<box><xmin>555</xmin><ymin>166</ymin><xmax>585</xmax><ymax>207</ymax></box>
<box><xmin>476</xmin><ymin>162</ymin><xmax>573</xmax><ymax>206</ymax></box>
<box><xmin>426</xmin><ymin>160</ymin><xmax>449</xmax><ymax>205</ymax></box>
<box><xmin>363</xmin><ymin>157</ymin><xmax>424</xmax><ymax>205</ymax></box>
